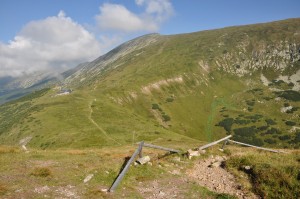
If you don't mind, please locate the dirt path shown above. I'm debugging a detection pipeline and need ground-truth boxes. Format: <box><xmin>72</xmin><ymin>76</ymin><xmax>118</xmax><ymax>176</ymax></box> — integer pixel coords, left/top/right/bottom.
<box><xmin>187</xmin><ymin>155</ymin><xmax>257</xmax><ymax>199</ymax></box>
<box><xmin>88</xmin><ymin>99</ymin><xmax>121</xmax><ymax>145</ymax></box>
<box><xmin>138</xmin><ymin>155</ymin><xmax>258</xmax><ymax>199</ymax></box>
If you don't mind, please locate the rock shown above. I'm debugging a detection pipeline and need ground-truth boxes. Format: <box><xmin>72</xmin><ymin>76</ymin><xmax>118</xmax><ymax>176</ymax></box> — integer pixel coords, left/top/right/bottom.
<box><xmin>83</xmin><ymin>174</ymin><xmax>94</xmax><ymax>183</ymax></box>
<box><xmin>136</xmin><ymin>156</ymin><xmax>150</xmax><ymax>165</ymax></box>
<box><xmin>187</xmin><ymin>149</ymin><xmax>200</xmax><ymax>159</ymax></box>
<box><xmin>244</xmin><ymin>165</ymin><xmax>251</xmax><ymax>170</ymax></box>
<box><xmin>100</xmin><ymin>188</ymin><xmax>108</xmax><ymax>192</ymax></box>
<box><xmin>199</xmin><ymin>149</ymin><xmax>206</xmax><ymax>154</ymax></box>
<box><xmin>158</xmin><ymin>190</ymin><xmax>165</xmax><ymax>196</ymax></box>
<box><xmin>210</xmin><ymin>161</ymin><xmax>222</xmax><ymax>168</ymax></box>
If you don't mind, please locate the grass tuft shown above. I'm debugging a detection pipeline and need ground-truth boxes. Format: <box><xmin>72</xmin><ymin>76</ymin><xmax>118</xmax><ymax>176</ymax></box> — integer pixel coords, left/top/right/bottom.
<box><xmin>30</xmin><ymin>167</ymin><xmax>52</xmax><ymax>177</ymax></box>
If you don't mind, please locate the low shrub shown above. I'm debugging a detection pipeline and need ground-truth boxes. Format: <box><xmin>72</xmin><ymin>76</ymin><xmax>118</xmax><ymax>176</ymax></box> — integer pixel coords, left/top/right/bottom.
<box><xmin>30</xmin><ymin>167</ymin><xmax>51</xmax><ymax>177</ymax></box>
<box><xmin>285</xmin><ymin>121</ymin><xmax>296</xmax><ymax>126</ymax></box>
<box><xmin>166</xmin><ymin>97</ymin><xmax>174</xmax><ymax>102</ymax></box>
<box><xmin>265</xmin><ymin>128</ymin><xmax>281</xmax><ymax>135</ymax></box>
<box><xmin>264</xmin><ymin>138</ymin><xmax>277</xmax><ymax>144</ymax></box>
<box><xmin>276</xmin><ymin>90</ymin><xmax>300</xmax><ymax>101</ymax></box>
<box><xmin>265</xmin><ymin>119</ymin><xmax>276</xmax><ymax>125</ymax></box>
<box><xmin>233</xmin><ymin>126</ymin><xmax>257</xmax><ymax>137</ymax></box>
<box><xmin>278</xmin><ymin>135</ymin><xmax>291</xmax><ymax>141</ymax></box>
<box><xmin>162</xmin><ymin>114</ymin><xmax>171</xmax><ymax>122</ymax></box>
<box><xmin>216</xmin><ymin>118</ymin><xmax>234</xmax><ymax>133</ymax></box>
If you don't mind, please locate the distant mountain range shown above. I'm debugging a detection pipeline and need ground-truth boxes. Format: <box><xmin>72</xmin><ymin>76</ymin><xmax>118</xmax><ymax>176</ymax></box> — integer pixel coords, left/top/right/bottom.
<box><xmin>0</xmin><ymin>18</ymin><xmax>299</xmax><ymax>149</ymax></box>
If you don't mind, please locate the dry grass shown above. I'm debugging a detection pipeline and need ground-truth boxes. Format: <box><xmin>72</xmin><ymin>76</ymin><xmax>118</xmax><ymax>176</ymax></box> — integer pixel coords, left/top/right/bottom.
<box><xmin>0</xmin><ymin>183</ymin><xmax>8</xmax><ymax>196</ymax></box>
<box><xmin>0</xmin><ymin>146</ymin><xmax>19</xmax><ymax>154</ymax></box>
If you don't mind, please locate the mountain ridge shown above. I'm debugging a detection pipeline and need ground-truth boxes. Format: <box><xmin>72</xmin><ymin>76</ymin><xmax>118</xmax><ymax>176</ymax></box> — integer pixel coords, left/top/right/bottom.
<box><xmin>0</xmin><ymin>18</ymin><xmax>299</xmax><ymax>149</ymax></box>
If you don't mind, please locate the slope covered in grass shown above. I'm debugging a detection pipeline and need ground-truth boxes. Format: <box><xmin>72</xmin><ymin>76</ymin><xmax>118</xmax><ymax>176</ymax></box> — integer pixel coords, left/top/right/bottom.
<box><xmin>0</xmin><ymin>18</ymin><xmax>299</xmax><ymax>149</ymax></box>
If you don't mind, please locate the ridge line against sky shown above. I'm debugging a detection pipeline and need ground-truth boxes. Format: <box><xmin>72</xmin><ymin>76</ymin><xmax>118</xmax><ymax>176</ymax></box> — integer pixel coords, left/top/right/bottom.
<box><xmin>0</xmin><ymin>0</ymin><xmax>300</xmax><ymax>78</ymax></box>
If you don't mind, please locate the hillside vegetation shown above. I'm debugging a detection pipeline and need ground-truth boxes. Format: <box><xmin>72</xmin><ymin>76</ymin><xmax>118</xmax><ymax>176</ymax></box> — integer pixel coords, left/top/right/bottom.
<box><xmin>0</xmin><ymin>18</ymin><xmax>300</xmax><ymax>198</ymax></box>
<box><xmin>0</xmin><ymin>19</ymin><xmax>299</xmax><ymax>149</ymax></box>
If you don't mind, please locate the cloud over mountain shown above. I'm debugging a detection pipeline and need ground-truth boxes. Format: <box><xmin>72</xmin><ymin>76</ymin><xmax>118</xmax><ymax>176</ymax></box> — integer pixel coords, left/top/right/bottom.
<box><xmin>96</xmin><ymin>0</ymin><xmax>174</xmax><ymax>32</ymax></box>
<box><xmin>0</xmin><ymin>11</ymin><xmax>101</xmax><ymax>77</ymax></box>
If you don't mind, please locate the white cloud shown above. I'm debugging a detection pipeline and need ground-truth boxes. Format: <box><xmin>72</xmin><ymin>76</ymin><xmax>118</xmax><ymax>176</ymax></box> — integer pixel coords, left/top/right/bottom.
<box><xmin>95</xmin><ymin>3</ymin><xmax>158</xmax><ymax>32</ymax></box>
<box><xmin>140</xmin><ymin>0</ymin><xmax>174</xmax><ymax>23</ymax></box>
<box><xmin>0</xmin><ymin>11</ymin><xmax>101</xmax><ymax>77</ymax></box>
<box><xmin>96</xmin><ymin>0</ymin><xmax>174</xmax><ymax>33</ymax></box>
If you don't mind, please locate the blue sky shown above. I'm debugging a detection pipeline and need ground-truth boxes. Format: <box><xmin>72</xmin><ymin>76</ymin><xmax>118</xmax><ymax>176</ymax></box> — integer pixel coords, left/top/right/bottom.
<box><xmin>0</xmin><ymin>0</ymin><xmax>300</xmax><ymax>77</ymax></box>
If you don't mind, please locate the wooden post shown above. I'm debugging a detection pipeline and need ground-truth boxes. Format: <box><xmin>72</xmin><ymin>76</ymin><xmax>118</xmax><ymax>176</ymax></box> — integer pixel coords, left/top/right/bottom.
<box><xmin>198</xmin><ymin>135</ymin><xmax>232</xmax><ymax>150</ymax></box>
<box><xmin>139</xmin><ymin>144</ymin><xmax>143</xmax><ymax>158</ymax></box>
<box><xmin>221</xmin><ymin>139</ymin><xmax>229</xmax><ymax>150</ymax></box>
<box><xmin>228</xmin><ymin>139</ymin><xmax>284</xmax><ymax>153</ymax></box>
<box><xmin>142</xmin><ymin>143</ymin><xmax>180</xmax><ymax>153</ymax></box>
<box><xmin>109</xmin><ymin>141</ymin><xmax>144</xmax><ymax>192</ymax></box>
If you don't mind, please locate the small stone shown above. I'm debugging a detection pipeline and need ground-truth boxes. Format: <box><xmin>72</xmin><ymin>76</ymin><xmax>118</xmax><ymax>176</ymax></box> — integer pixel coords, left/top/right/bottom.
<box><xmin>158</xmin><ymin>190</ymin><xmax>165</xmax><ymax>196</ymax></box>
<box><xmin>136</xmin><ymin>156</ymin><xmax>151</xmax><ymax>165</ymax></box>
<box><xmin>244</xmin><ymin>165</ymin><xmax>251</xmax><ymax>170</ymax></box>
<box><xmin>210</xmin><ymin>161</ymin><xmax>222</xmax><ymax>168</ymax></box>
<box><xmin>83</xmin><ymin>174</ymin><xmax>94</xmax><ymax>183</ymax></box>
<box><xmin>100</xmin><ymin>188</ymin><xmax>108</xmax><ymax>192</ymax></box>
<box><xmin>187</xmin><ymin>149</ymin><xmax>200</xmax><ymax>159</ymax></box>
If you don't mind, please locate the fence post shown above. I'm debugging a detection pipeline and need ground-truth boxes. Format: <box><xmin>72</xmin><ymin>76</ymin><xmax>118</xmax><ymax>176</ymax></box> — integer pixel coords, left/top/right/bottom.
<box><xmin>109</xmin><ymin>141</ymin><xmax>144</xmax><ymax>192</ymax></box>
<box><xmin>139</xmin><ymin>144</ymin><xmax>143</xmax><ymax>158</ymax></box>
<box><xmin>221</xmin><ymin>139</ymin><xmax>229</xmax><ymax>150</ymax></box>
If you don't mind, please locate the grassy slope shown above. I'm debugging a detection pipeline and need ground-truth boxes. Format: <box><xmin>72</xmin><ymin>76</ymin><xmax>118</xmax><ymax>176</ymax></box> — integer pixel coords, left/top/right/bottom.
<box><xmin>0</xmin><ymin>144</ymin><xmax>299</xmax><ymax>198</ymax></box>
<box><xmin>0</xmin><ymin>18</ymin><xmax>299</xmax><ymax>149</ymax></box>
<box><xmin>0</xmin><ymin>19</ymin><xmax>299</xmax><ymax>199</ymax></box>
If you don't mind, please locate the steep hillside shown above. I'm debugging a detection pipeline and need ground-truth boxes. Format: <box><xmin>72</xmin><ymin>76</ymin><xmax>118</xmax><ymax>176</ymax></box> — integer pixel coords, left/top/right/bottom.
<box><xmin>0</xmin><ymin>18</ymin><xmax>299</xmax><ymax>149</ymax></box>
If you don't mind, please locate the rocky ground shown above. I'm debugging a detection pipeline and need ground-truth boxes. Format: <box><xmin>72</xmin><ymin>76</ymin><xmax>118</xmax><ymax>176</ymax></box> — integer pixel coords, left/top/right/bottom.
<box><xmin>137</xmin><ymin>155</ymin><xmax>258</xmax><ymax>199</ymax></box>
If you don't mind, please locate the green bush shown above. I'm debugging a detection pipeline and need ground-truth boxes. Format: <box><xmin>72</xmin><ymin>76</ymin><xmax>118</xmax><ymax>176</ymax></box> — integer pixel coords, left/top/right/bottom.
<box><xmin>264</xmin><ymin>128</ymin><xmax>280</xmax><ymax>135</ymax></box>
<box><xmin>233</xmin><ymin>126</ymin><xmax>257</xmax><ymax>137</ymax></box>
<box><xmin>151</xmin><ymin>104</ymin><xmax>160</xmax><ymax>110</ymax></box>
<box><xmin>216</xmin><ymin>118</ymin><xmax>234</xmax><ymax>133</ymax></box>
<box><xmin>166</xmin><ymin>97</ymin><xmax>174</xmax><ymax>102</ymax></box>
<box><xmin>278</xmin><ymin>135</ymin><xmax>291</xmax><ymax>141</ymax></box>
<box><xmin>291</xmin><ymin>132</ymin><xmax>300</xmax><ymax>143</ymax></box>
<box><xmin>276</xmin><ymin>90</ymin><xmax>300</xmax><ymax>101</ymax></box>
<box><xmin>257</xmin><ymin>126</ymin><xmax>269</xmax><ymax>131</ymax></box>
<box><xmin>265</xmin><ymin>119</ymin><xmax>276</xmax><ymax>125</ymax></box>
<box><xmin>264</xmin><ymin>138</ymin><xmax>277</xmax><ymax>144</ymax></box>
<box><xmin>162</xmin><ymin>114</ymin><xmax>171</xmax><ymax>122</ymax></box>
<box><xmin>285</xmin><ymin>121</ymin><xmax>296</xmax><ymax>126</ymax></box>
